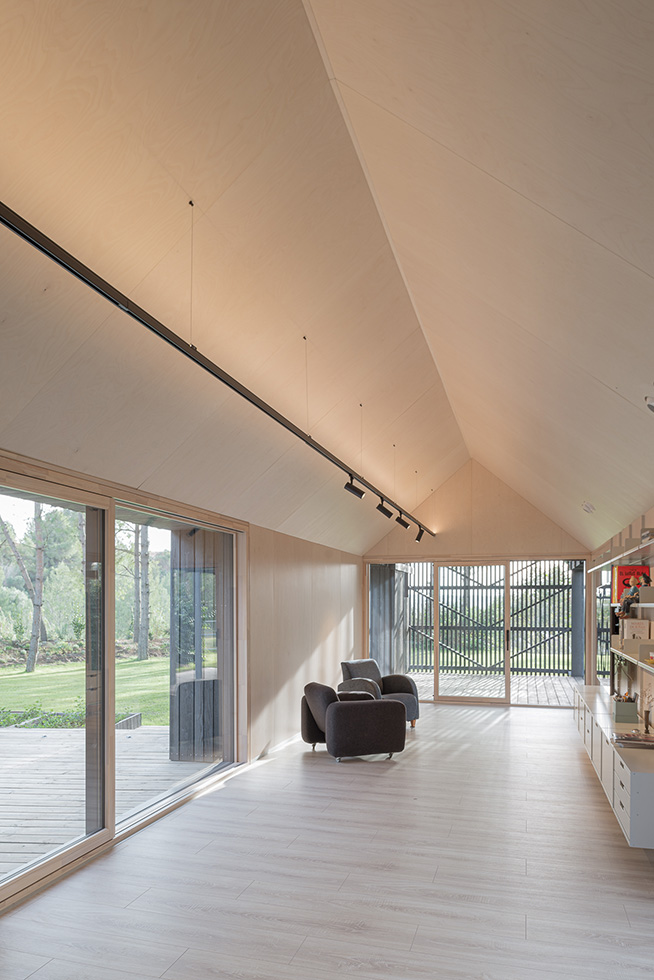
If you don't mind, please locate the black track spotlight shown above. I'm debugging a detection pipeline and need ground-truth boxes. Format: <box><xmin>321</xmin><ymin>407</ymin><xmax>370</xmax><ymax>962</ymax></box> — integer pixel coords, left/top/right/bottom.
<box><xmin>344</xmin><ymin>475</ymin><xmax>365</xmax><ymax>499</ymax></box>
<box><xmin>395</xmin><ymin>513</ymin><xmax>410</xmax><ymax>530</ymax></box>
<box><xmin>415</xmin><ymin>526</ymin><xmax>425</xmax><ymax>543</ymax></box>
<box><xmin>376</xmin><ymin>497</ymin><xmax>393</xmax><ymax>519</ymax></box>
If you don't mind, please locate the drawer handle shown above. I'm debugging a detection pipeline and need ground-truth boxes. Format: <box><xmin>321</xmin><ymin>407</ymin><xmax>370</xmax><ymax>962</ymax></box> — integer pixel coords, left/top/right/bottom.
<box><xmin>620</xmin><ymin>780</ymin><xmax>625</xmax><ymax>789</ymax></box>
<box><xmin>620</xmin><ymin>801</ymin><xmax>625</xmax><ymax>810</ymax></box>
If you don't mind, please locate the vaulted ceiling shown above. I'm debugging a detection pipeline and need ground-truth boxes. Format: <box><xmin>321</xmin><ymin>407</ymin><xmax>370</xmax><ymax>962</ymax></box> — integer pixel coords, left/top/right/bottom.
<box><xmin>1</xmin><ymin>0</ymin><xmax>653</xmax><ymax>554</ymax></box>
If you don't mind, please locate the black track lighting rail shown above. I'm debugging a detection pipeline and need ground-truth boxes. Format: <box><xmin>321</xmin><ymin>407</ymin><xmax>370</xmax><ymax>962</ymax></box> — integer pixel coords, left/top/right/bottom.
<box><xmin>0</xmin><ymin>200</ymin><xmax>434</xmax><ymax>538</ymax></box>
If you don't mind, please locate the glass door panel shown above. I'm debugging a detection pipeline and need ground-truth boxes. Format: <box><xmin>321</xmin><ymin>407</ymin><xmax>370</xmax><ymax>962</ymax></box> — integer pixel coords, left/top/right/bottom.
<box><xmin>369</xmin><ymin>562</ymin><xmax>435</xmax><ymax>701</ymax></box>
<box><xmin>436</xmin><ymin>564</ymin><xmax>508</xmax><ymax>701</ymax></box>
<box><xmin>509</xmin><ymin>560</ymin><xmax>584</xmax><ymax>706</ymax></box>
<box><xmin>114</xmin><ymin>509</ymin><xmax>235</xmax><ymax>824</ymax></box>
<box><xmin>0</xmin><ymin>488</ymin><xmax>106</xmax><ymax>885</ymax></box>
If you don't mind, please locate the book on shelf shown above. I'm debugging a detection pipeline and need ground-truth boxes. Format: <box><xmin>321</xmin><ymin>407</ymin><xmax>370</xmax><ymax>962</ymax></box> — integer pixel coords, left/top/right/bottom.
<box><xmin>623</xmin><ymin>620</ymin><xmax>651</xmax><ymax>640</ymax></box>
<box><xmin>612</xmin><ymin>565</ymin><xmax>650</xmax><ymax>603</ymax></box>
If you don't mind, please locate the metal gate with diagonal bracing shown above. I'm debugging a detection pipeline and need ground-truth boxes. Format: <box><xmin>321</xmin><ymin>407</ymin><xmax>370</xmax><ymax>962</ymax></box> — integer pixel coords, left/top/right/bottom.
<box><xmin>405</xmin><ymin>560</ymin><xmax>584</xmax><ymax>675</ymax></box>
<box><xmin>439</xmin><ymin>565</ymin><xmax>505</xmax><ymax>676</ymax></box>
<box><xmin>509</xmin><ymin>560</ymin><xmax>582</xmax><ymax>675</ymax></box>
<box><xmin>406</xmin><ymin>562</ymin><xmax>434</xmax><ymax>672</ymax></box>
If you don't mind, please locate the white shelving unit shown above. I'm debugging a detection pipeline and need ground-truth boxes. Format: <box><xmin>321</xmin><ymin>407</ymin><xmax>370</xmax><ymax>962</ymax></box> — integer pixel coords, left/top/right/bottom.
<box><xmin>577</xmin><ymin>578</ymin><xmax>654</xmax><ymax>846</ymax></box>
<box><xmin>574</xmin><ymin>685</ymin><xmax>654</xmax><ymax>847</ymax></box>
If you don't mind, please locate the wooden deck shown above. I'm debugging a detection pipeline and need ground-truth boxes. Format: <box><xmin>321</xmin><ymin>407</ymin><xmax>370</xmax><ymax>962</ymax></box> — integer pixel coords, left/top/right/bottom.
<box><xmin>0</xmin><ymin>727</ymin><xmax>207</xmax><ymax>879</ymax></box>
<box><xmin>410</xmin><ymin>672</ymin><xmax>579</xmax><ymax>706</ymax></box>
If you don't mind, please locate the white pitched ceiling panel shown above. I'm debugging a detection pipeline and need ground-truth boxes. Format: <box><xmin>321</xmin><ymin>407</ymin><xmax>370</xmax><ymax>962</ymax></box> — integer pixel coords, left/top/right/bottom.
<box><xmin>339</xmin><ymin>88</ymin><xmax>654</xmax><ymax>409</ymax></box>
<box><xmin>307</xmin><ymin>0</ymin><xmax>654</xmax><ymax>276</ymax></box>
<box><xmin>0</xmin><ymin>276</ymin><xmax>228</xmax><ymax>489</ymax></box>
<box><xmin>336</xmin><ymin>87</ymin><xmax>654</xmax><ymax>548</ymax></box>
<box><xmin>0</xmin><ymin>245</ymin><xmax>397</xmax><ymax>553</ymax></box>
<box><xmin>306</xmin><ymin>0</ymin><xmax>654</xmax><ymax>549</ymax></box>
<box><xmin>1</xmin><ymin>0</ymin><xmax>338</xmax><ymax>294</ymax></box>
<box><xmin>0</xmin><ymin>0</ymin><xmax>467</xmax><ymax>553</ymax></box>
<box><xmin>0</xmin><ymin>228</ymin><xmax>115</xmax><ymax>430</ymax></box>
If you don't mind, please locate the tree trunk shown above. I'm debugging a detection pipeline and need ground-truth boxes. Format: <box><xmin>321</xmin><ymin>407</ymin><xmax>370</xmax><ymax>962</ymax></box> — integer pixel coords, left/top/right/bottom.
<box><xmin>0</xmin><ymin>511</ymin><xmax>47</xmax><ymax>643</ymax></box>
<box><xmin>25</xmin><ymin>503</ymin><xmax>44</xmax><ymax>672</ymax></box>
<box><xmin>77</xmin><ymin>511</ymin><xmax>86</xmax><ymax>580</ymax></box>
<box><xmin>138</xmin><ymin>525</ymin><xmax>150</xmax><ymax>660</ymax></box>
<box><xmin>133</xmin><ymin>524</ymin><xmax>140</xmax><ymax>645</ymax></box>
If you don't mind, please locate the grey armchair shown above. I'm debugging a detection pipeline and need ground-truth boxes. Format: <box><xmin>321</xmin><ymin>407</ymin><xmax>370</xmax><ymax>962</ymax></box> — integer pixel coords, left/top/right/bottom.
<box><xmin>339</xmin><ymin>658</ymin><xmax>419</xmax><ymax>727</ymax></box>
<box><xmin>301</xmin><ymin>682</ymin><xmax>406</xmax><ymax>762</ymax></box>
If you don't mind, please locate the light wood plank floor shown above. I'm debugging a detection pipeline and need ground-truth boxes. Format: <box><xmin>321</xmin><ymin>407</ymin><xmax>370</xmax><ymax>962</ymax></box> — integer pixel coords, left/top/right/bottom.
<box><xmin>2</xmin><ymin>704</ymin><xmax>654</xmax><ymax>980</ymax></box>
<box><xmin>411</xmin><ymin>672</ymin><xmax>580</xmax><ymax>706</ymax></box>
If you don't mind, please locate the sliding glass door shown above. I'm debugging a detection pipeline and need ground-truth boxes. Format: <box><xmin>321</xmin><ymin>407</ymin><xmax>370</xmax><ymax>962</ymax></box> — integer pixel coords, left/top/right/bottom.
<box><xmin>369</xmin><ymin>559</ymin><xmax>584</xmax><ymax>706</ymax></box>
<box><xmin>0</xmin><ymin>486</ymin><xmax>109</xmax><ymax>889</ymax></box>
<box><xmin>368</xmin><ymin>561</ymin><xmax>509</xmax><ymax>702</ymax></box>
<box><xmin>114</xmin><ymin>508</ymin><xmax>235</xmax><ymax>824</ymax></box>
<box><xmin>436</xmin><ymin>564</ymin><xmax>509</xmax><ymax>702</ymax></box>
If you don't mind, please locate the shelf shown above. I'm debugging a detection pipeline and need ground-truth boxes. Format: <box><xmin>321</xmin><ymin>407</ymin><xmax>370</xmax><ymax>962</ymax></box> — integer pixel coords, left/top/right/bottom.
<box><xmin>589</xmin><ymin>540</ymin><xmax>654</xmax><ymax>572</ymax></box>
<box><xmin>611</xmin><ymin>647</ymin><xmax>654</xmax><ymax>677</ymax></box>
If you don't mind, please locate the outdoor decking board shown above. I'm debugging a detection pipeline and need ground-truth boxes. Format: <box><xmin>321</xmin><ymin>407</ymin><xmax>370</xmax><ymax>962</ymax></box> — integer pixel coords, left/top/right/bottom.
<box><xmin>0</xmin><ymin>726</ymin><xmax>207</xmax><ymax>881</ymax></box>
<box><xmin>410</xmin><ymin>672</ymin><xmax>578</xmax><ymax>705</ymax></box>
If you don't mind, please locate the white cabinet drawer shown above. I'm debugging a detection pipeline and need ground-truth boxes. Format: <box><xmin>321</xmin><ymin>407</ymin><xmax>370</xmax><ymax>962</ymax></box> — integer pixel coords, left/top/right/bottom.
<box><xmin>614</xmin><ymin>755</ymin><xmax>631</xmax><ymax>794</ymax></box>
<box><xmin>600</xmin><ymin>735</ymin><xmax>614</xmax><ymax>801</ymax></box>
<box><xmin>614</xmin><ymin>772</ymin><xmax>630</xmax><ymax>816</ymax></box>
<box><xmin>614</xmin><ymin>793</ymin><xmax>630</xmax><ymax>837</ymax></box>
<box><xmin>591</xmin><ymin>718</ymin><xmax>603</xmax><ymax>773</ymax></box>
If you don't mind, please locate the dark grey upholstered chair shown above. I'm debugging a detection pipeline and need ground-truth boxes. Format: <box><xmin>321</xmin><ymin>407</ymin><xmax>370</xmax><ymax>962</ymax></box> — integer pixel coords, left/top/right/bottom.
<box><xmin>301</xmin><ymin>682</ymin><xmax>406</xmax><ymax>762</ymax></box>
<box><xmin>339</xmin><ymin>658</ymin><xmax>419</xmax><ymax>727</ymax></box>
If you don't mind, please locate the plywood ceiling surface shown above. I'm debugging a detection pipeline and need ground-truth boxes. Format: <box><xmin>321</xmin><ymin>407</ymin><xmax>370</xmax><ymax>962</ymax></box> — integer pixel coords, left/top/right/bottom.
<box><xmin>0</xmin><ymin>0</ymin><xmax>467</xmax><ymax>553</ymax></box>
<box><xmin>4</xmin><ymin>0</ymin><xmax>651</xmax><ymax>552</ymax></box>
<box><xmin>306</xmin><ymin>0</ymin><xmax>654</xmax><ymax>549</ymax></box>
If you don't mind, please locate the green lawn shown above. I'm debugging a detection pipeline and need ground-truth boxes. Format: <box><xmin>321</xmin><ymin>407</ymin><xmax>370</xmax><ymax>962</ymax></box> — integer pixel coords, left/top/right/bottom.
<box><xmin>0</xmin><ymin>657</ymin><xmax>172</xmax><ymax>725</ymax></box>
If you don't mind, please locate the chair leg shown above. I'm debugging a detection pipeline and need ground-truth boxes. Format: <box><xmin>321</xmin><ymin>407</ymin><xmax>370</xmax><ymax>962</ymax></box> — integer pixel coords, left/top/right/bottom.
<box><xmin>336</xmin><ymin>757</ymin><xmax>341</xmax><ymax>763</ymax></box>
<box><xmin>312</xmin><ymin>743</ymin><xmax>316</xmax><ymax>750</ymax></box>
<box><xmin>387</xmin><ymin>753</ymin><xmax>393</xmax><ymax>759</ymax></box>
<box><xmin>410</xmin><ymin>719</ymin><xmax>416</xmax><ymax>728</ymax></box>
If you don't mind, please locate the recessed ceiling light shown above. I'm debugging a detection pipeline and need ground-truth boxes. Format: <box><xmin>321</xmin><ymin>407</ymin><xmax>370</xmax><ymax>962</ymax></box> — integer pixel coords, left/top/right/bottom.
<box><xmin>645</xmin><ymin>396</ymin><xmax>654</xmax><ymax>413</ymax></box>
<box><xmin>582</xmin><ymin>501</ymin><xmax>595</xmax><ymax>514</ymax></box>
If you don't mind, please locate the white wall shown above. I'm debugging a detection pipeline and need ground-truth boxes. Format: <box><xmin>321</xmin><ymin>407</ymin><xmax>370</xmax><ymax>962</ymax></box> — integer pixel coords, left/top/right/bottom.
<box><xmin>367</xmin><ymin>460</ymin><xmax>588</xmax><ymax>560</ymax></box>
<box><xmin>248</xmin><ymin>524</ymin><xmax>363</xmax><ymax>757</ymax></box>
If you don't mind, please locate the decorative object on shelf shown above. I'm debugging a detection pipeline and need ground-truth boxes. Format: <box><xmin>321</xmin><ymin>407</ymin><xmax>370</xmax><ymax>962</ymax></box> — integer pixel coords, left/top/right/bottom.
<box><xmin>612</xmin><ymin>565</ymin><xmax>650</xmax><ymax>604</ymax></box>
<box><xmin>613</xmin><ymin>692</ymin><xmax>639</xmax><ymax>723</ymax></box>
<box><xmin>617</xmin><ymin>574</ymin><xmax>641</xmax><ymax>618</ymax></box>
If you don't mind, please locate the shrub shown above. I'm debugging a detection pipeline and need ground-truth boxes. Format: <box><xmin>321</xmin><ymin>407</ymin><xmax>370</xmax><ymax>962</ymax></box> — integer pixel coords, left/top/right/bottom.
<box><xmin>0</xmin><ymin>702</ymin><xmax>42</xmax><ymax>726</ymax></box>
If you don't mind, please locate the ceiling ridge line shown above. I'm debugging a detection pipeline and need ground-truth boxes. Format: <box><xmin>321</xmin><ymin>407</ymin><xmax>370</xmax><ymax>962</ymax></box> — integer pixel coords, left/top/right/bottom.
<box><xmin>313</xmin><ymin>77</ymin><xmax>473</xmax><ymax>469</ymax></box>
<box><xmin>0</xmin><ymin>199</ymin><xmax>432</xmax><ymax>537</ymax></box>
<box><xmin>301</xmin><ymin>0</ymin><xmax>337</xmax><ymax>82</ymax></box>
<box><xmin>335</xmin><ymin>79</ymin><xmax>654</xmax><ymax>287</ymax></box>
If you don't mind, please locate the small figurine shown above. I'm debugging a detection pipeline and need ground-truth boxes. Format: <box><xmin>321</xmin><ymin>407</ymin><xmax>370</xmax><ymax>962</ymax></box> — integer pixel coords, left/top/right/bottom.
<box><xmin>616</xmin><ymin>575</ymin><xmax>640</xmax><ymax>618</ymax></box>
